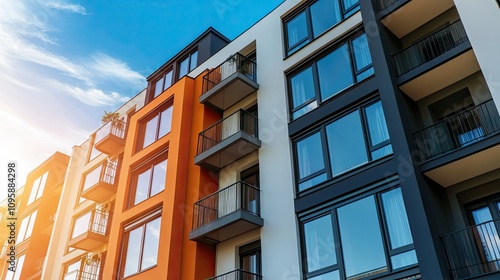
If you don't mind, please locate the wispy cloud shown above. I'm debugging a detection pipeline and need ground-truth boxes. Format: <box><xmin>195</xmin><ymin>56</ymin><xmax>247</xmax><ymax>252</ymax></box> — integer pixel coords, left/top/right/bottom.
<box><xmin>45</xmin><ymin>2</ymin><xmax>87</xmax><ymax>15</ymax></box>
<box><xmin>0</xmin><ymin>0</ymin><xmax>145</xmax><ymax>106</ymax></box>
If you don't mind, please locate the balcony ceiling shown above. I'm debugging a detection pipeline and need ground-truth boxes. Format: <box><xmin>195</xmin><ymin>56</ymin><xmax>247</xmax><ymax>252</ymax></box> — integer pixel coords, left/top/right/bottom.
<box><xmin>381</xmin><ymin>0</ymin><xmax>455</xmax><ymax>38</ymax></box>
<box><xmin>424</xmin><ymin>144</ymin><xmax>500</xmax><ymax>187</ymax></box>
<box><xmin>399</xmin><ymin>50</ymin><xmax>480</xmax><ymax>101</ymax></box>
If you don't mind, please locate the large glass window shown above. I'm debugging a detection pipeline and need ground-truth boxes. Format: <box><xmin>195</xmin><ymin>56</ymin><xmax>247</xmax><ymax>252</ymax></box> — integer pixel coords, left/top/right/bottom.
<box><xmin>300</xmin><ymin>187</ymin><xmax>417</xmax><ymax>279</ymax></box>
<box><xmin>121</xmin><ymin>212</ymin><xmax>161</xmax><ymax>278</ymax></box>
<box><xmin>153</xmin><ymin>70</ymin><xmax>173</xmax><ymax>98</ymax></box>
<box><xmin>289</xmin><ymin>33</ymin><xmax>373</xmax><ymax>119</ymax></box>
<box><xmin>294</xmin><ymin>100</ymin><xmax>392</xmax><ymax>192</ymax></box>
<box><xmin>178</xmin><ymin>50</ymin><xmax>198</xmax><ymax>78</ymax></box>
<box><xmin>131</xmin><ymin>157</ymin><xmax>167</xmax><ymax>206</ymax></box>
<box><xmin>5</xmin><ymin>254</ymin><xmax>25</xmax><ymax>280</ymax></box>
<box><xmin>17</xmin><ymin>210</ymin><xmax>37</xmax><ymax>243</ymax></box>
<box><xmin>284</xmin><ymin>0</ymin><xmax>360</xmax><ymax>55</ymax></box>
<box><xmin>140</xmin><ymin>102</ymin><xmax>173</xmax><ymax>149</ymax></box>
<box><xmin>27</xmin><ymin>171</ymin><xmax>48</xmax><ymax>205</ymax></box>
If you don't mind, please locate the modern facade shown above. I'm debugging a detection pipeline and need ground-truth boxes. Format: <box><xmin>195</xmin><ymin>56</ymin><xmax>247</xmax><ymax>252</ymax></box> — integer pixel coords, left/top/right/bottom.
<box><xmin>2</xmin><ymin>152</ymin><xmax>70</xmax><ymax>280</ymax></box>
<box><xmin>5</xmin><ymin>0</ymin><xmax>500</xmax><ymax>279</ymax></box>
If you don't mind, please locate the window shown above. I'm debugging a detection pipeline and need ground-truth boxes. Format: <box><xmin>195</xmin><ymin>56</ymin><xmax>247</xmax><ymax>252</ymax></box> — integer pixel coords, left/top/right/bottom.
<box><xmin>294</xmin><ymin>100</ymin><xmax>392</xmax><ymax>192</ymax></box>
<box><xmin>121</xmin><ymin>211</ymin><xmax>162</xmax><ymax>278</ymax></box>
<box><xmin>284</xmin><ymin>0</ymin><xmax>360</xmax><ymax>55</ymax></box>
<box><xmin>71</xmin><ymin>208</ymin><xmax>108</xmax><ymax>239</ymax></box>
<box><xmin>87</xmin><ymin>136</ymin><xmax>102</xmax><ymax>163</ymax></box>
<box><xmin>64</xmin><ymin>254</ymin><xmax>103</xmax><ymax>280</ymax></box>
<box><xmin>153</xmin><ymin>69</ymin><xmax>173</xmax><ymax>98</ymax></box>
<box><xmin>5</xmin><ymin>254</ymin><xmax>25</xmax><ymax>280</ymax></box>
<box><xmin>240</xmin><ymin>240</ymin><xmax>262</xmax><ymax>275</ymax></box>
<box><xmin>27</xmin><ymin>171</ymin><xmax>48</xmax><ymax>205</ymax></box>
<box><xmin>178</xmin><ymin>50</ymin><xmax>198</xmax><ymax>78</ymax></box>
<box><xmin>288</xmin><ymin>33</ymin><xmax>374</xmax><ymax>119</ymax></box>
<box><xmin>17</xmin><ymin>210</ymin><xmax>37</xmax><ymax>243</ymax></box>
<box><xmin>300</xmin><ymin>187</ymin><xmax>417</xmax><ymax>279</ymax></box>
<box><xmin>140</xmin><ymin>102</ymin><xmax>173</xmax><ymax>149</ymax></box>
<box><xmin>130</xmin><ymin>156</ymin><xmax>167</xmax><ymax>206</ymax></box>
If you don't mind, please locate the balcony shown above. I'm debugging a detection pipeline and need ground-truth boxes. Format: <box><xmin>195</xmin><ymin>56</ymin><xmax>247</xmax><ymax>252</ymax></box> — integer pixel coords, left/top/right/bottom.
<box><xmin>194</xmin><ymin>110</ymin><xmax>261</xmax><ymax>172</ymax></box>
<box><xmin>379</xmin><ymin>0</ymin><xmax>455</xmax><ymax>39</ymax></box>
<box><xmin>190</xmin><ymin>181</ymin><xmax>263</xmax><ymax>244</ymax></box>
<box><xmin>63</xmin><ymin>270</ymin><xmax>99</xmax><ymax>280</ymax></box>
<box><xmin>208</xmin><ymin>269</ymin><xmax>262</xmax><ymax>280</ymax></box>
<box><xmin>200</xmin><ymin>53</ymin><xmax>258</xmax><ymax>111</ymax></box>
<box><xmin>68</xmin><ymin>209</ymin><xmax>109</xmax><ymax>251</ymax></box>
<box><xmin>80</xmin><ymin>158</ymin><xmax>118</xmax><ymax>202</ymax></box>
<box><xmin>414</xmin><ymin>100</ymin><xmax>500</xmax><ymax>186</ymax></box>
<box><xmin>442</xmin><ymin>219</ymin><xmax>500</xmax><ymax>279</ymax></box>
<box><xmin>395</xmin><ymin>20</ymin><xmax>479</xmax><ymax>101</ymax></box>
<box><xmin>94</xmin><ymin>120</ymin><xmax>126</xmax><ymax>154</ymax></box>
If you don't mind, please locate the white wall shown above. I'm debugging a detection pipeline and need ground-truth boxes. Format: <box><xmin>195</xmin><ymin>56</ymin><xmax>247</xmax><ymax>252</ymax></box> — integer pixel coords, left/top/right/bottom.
<box><xmin>454</xmin><ymin>0</ymin><xmax>500</xmax><ymax>113</ymax></box>
<box><xmin>190</xmin><ymin>0</ymin><xmax>363</xmax><ymax>278</ymax></box>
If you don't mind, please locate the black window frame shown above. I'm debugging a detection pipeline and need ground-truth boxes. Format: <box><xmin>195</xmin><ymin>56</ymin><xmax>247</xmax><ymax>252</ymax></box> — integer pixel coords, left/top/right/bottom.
<box><xmin>293</xmin><ymin>98</ymin><xmax>392</xmax><ymax>193</ymax></box>
<box><xmin>298</xmin><ymin>184</ymin><xmax>417</xmax><ymax>279</ymax></box>
<box><xmin>287</xmin><ymin>31</ymin><xmax>374</xmax><ymax>120</ymax></box>
<box><xmin>153</xmin><ymin>68</ymin><xmax>174</xmax><ymax>99</ymax></box>
<box><xmin>283</xmin><ymin>0</ymin><xmax>361</xmax><ymax>56</ymax></box>
<box><xmin>178</xmin><ymin>49</ymin><xmax>199</xmax><ymax>79</ymax></box>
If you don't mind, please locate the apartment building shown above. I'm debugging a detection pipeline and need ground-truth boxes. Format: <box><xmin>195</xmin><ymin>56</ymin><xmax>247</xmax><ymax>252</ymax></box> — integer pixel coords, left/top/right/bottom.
<box><xmin>2</xmin><ymin>152</ymin><xmax>69</xmax><ymax>280</ymax></box>
<box><xmin>6</xmin><ymin>0</ymin><xmax>500</xmax><ymax>279</ymax></box>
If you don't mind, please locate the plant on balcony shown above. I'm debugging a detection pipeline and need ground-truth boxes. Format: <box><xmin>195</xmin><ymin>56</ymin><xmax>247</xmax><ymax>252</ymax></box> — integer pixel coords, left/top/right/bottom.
<box><xmin>101</xmin><ymin>111</ymin><xmax>123</xmax><ymax>129</ymax></box>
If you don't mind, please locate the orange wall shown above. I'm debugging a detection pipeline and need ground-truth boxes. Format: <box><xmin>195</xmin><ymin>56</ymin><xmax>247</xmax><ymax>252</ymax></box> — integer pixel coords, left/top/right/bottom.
<box><xmin>104</xmin><ymin>74</ymin><xmax>219</xmax><ymax>280</ymax></box>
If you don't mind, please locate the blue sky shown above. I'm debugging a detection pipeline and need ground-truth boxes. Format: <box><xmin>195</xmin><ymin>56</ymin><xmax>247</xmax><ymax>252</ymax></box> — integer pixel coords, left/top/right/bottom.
<box><xmin>0</xmin><ymin>0</ymin><xmax>283</xmax><ymax>197</ymax></box>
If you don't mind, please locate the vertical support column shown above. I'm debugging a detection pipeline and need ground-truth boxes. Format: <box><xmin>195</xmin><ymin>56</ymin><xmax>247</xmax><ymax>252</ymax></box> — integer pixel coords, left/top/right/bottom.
<box><xmin>359</xmin><ymin>0</ymin><xmax>450</xmax><ymax>279</ymax></box>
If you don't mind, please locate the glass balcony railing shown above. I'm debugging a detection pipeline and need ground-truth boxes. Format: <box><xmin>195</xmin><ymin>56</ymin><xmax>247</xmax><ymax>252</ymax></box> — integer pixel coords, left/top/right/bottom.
<box><xmin>414</xmin><ymin>99</ymin><xmax>500</xmax><ymax>161</ymax></box>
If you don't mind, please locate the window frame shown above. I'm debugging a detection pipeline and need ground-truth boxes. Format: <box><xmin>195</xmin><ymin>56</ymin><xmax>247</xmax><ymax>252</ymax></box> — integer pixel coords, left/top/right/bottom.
<box><xmin>27</xmin><ymin>171</ymin><xmax>49</xmax><ymax>205</ymax></box>
<box><xmin>293</xmin><ymin>99</ymin><xmax>392</xmax><ymax>193</ymax></box>
<box><xmin>119</xmin><ymin>209</ymin><xmax>162</xmax><ymax>278</ymax></box>
<box><xmin>177</xmin><ymin>49</ymin><xmax>199</xmax><ymax>79</ymax></box>
<box><xmin>283</xmin><ymin>0</ymin><xmax>361</xmax><ymax>56</ymax></box>
<box><xmin>153</xmin><ymin>68</ymin><xmax>174</xmax><ymax>99</ymax></box>
<box><xmin>287</xmin><ymin>32</ymin><xmax>374</xmax><ymax>120</ymax></box>
<box><xmin>17</xmin><ymin>210</ymin><xmax>38</xmax><ymax>243</ymax></box>
<box><xmin>137</xmin><ymin>99</ymin><xmax>174</xmax><ymax>151</ymax></box>
<box><xmin>299</xmin><ymin>185</ymin><xmax>417</xmax><ymax>279</ymax></box>
<box><xmin>128</xmin><ymin>150</ymin><xmax>168</xmax><ymax>208</ymax></box>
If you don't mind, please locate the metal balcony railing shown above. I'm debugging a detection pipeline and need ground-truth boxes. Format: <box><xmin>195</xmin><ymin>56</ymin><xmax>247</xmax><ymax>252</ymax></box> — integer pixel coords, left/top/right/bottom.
<box><xmin>94</xmin><ymin>120</ymin><xmax>126</xmax><ymax>144</ymax></box>
<box><xmin>86</xmin><ymin>208</ymin><xmax>109</xmax><ymax>236</ymax></box>
<box><xmin>441</xmin><ymin>219</ymin><xmax>500</xmax><ymax>279</ymax></box>
<box><xmin>192</xmin><ymin>182</ymin><xmax>260</xmax><ymax>230</ymax></box>
<box><xmin>202</xmin><ymin>53</ymin><xmax>257</xmax><ymax>94</ymax></box>
<box><xmin>207</xmin><ymin>269</ymin><xmax>262</xmax><ymax>280</ymax></box>
<box><xmin>83</xmin><ymin>158</ymin><xmax>118</xmax><ymax>192</ymax></box>
<box><xmin>196</xmin><ymin>110</ymin><xmax>258</xmax><ymax>155</ymax></box>
<box><xmin>393</xmin><ymin>20</ymin><xmax>468</xmax><ymax>75</ymax></box>
<box><xmin>378</xmin><ymin>0</ymin><xmax>403</xmax><ymax>10</ymax></box>
<box><xmin>413</xmin><ymin>99</ymin><xmax>500</xmax><ymax>161</ymax></box>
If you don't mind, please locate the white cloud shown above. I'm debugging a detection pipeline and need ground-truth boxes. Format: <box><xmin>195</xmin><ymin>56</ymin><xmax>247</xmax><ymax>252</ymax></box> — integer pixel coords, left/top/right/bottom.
<box><xmin>45</xmin><ymin>2</ymin><xmax>87</xmax><ymax>15</ymax></box>
<box><xmin>0</xmin><ymin>0</ymin><xmax>146</xmax><ymax>105</ymax></box>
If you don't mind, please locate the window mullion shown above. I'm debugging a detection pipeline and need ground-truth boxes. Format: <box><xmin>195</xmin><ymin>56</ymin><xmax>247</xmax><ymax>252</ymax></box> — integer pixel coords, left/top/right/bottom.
<box><xmin>320</xmin><ymin>126</ymin><xmax>333</xmax><ymax>180</ymax></box>
<box><xmin>155</xmin><ymin>111</ymin><xmax>162</xmax><ymax>142</ymax></box>
<box><xmin>305</xmin><ymin>6</ymin><xmax>314</xmax><ymax>43</ymax></box>
<box><xmin>360</xmin><ymin>105</ymin><xmax>374</xmax><ymax>161</ymax></box>
<box><xmin>147</xmin><ymin>164</ymin><xmax>154</xmax><ymax>199</ymax></box>
<box><xmin>375</xmin><ymin>192</ymin><xmax>394</xmax><ymax>272</ymax></box>
<box><xmin>137</xmin><ymin>224</ymin><xmax>147</xmax><ymax>272</ymax></box>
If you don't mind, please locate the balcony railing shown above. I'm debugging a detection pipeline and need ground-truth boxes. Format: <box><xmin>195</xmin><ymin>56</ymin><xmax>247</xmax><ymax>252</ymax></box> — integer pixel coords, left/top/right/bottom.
<box><xmin>207</xmin><ymin>269</ymin><xmax>262</xmax><ymax>280</ymax></box>
<box><xmin>378</xmin><ymin>0</ymin><xmax>403</xmax><ymax>11</ymax></box>
<box><xmin>202</xmin><ymin>53</ymin><xmax>257</xmax><ymax>95</ymax></box>
<box><xmin>393</xmin><ymin>20</ymin><xmax>468</xmax><ymax>75</ymax></box>
<box><xmin>94</xmin><ymin>120</ymin><xmax>126</xmax><ymax>154</ymax></box>
<box><xmin>414</xmin><ymin>99</ymin><xmax>500</xmax><ymax>161</ymax></box>
<box><xmin>197</xmin><ymin>109</ymin><xmax>258</xmax><ymax>155</ymax></box>
<box><xmin>81</xmin><ymin>158</ymin><xmax>118</xmax><ymax>202</ymax></box>
<box><xmin>68</xmin><ymin>208</ymin><xmax>109</xmax><ymax>251</ymax></box>
<box><xmin>441</xmin><ymin>219</ymin><xmax>500</xmax><ymax>279</ymax></box>
<box><xmin>95</xmin><ymin>120</ymin><xmax>125</xmax><ymax>143</ymax></box>
<box><xmin>192</xmin><ymin>182</ymin><xmax>260</xmax><ymax>229</ymax></box>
